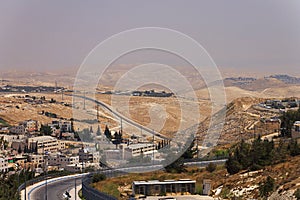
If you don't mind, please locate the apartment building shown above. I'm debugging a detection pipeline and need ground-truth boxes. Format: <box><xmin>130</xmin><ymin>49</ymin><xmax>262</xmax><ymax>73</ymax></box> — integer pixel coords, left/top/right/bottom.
<box><xmin>79</xmin><ymin>148</ymin><xmax>100</xmax><ymax>163</ymax></box>
<box><xmin>0</xmin><ymin>158</ymin><xmax>9</xmax><ymax>172</ymax></box>
<box><xmin>47</xmin><ymin>153</ymin><xmax>79</xmax><ymax>168</ymax></box>
<box><xmin>28</xmin><ymin>154</ymin><xmax>45</xmax><ymax>168</ymax></box>
<box><xmin>28</xmin><ymin>136</ymin><xmax>65</xmax><ymax>154</ymax></box>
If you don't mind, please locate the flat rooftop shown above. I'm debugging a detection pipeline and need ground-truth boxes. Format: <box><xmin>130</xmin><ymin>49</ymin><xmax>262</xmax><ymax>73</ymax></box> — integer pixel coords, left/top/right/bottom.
<box><xmin>28</xmin><ymin>136</ymin><xmax>57</xmax><ymax>142</ymax></box>
<box><xmin>145</xmin><ymin>195</ymin><xmax>214</xmax><ymax>200</ymax></box>
<box><xmin>126</xmin><ymin>143</ymin><xmax>155</xmax><ymax>149</ymax></box>
<box><xmin>133</xmin><ymin>179</ymin><xmax>196</xmax><ymax>185</ymax></box>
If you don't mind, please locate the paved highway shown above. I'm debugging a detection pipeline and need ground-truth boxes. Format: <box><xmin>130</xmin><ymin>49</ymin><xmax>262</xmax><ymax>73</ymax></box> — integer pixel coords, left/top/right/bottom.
<box><xmin>30</xmin><ymin>177</ymin><xmax>80</xmax><ymax>200</ymax></box>
<box><xmin>26</xmin><ymin>160</ymin><xmax>227</xmax><ymax>199</ymax></box>
<box><xmin>70</xmin><ymin>94</ymin><xmax>170</xmax><ymax>140</ymax></box>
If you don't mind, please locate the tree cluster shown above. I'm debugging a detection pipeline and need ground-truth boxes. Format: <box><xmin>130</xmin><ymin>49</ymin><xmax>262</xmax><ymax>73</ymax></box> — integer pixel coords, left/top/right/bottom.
<box><xmin>79</xmin><ymin>128</ymin><xmax>94</xmax><ymax>142</ymax></box>
<box><xmin>92</xmin><ymin>173</ymin><xmax>106</xmax><ymax>183</ymax></box>
<box><xmin>164</xmin><ymin>138</ymin><xmax>197</xmax><ymax>173</ymax></box>
<box><xmin>40</xmin><ymin>124</ymin><xmax>53</xmax><ymax>136</ymax></box>
<box><xmin>156</xmin><ymin>140</ymin><xmax>170</xmax><ymax>150</ymax></box>
<box><xmin>280</xmin><ymin>107</ymin><xmax>300</xmax><ymax>137</ymax></box>
<box><xmin>226</xmin><ymin>137</ymin><xmax>300</xmax><ymax>175</ymax></box>
<box><xmin>226</xmin><ymin>138</ymin><xmax>275</xmax><ymax>174</ymax></box>
<box><xmin>0</xmin><ymin>169</ymin><xmax>34</xmax><ymax>200</ymax></box>
<box><xmin>104</xmin><ymin>125</ymin><xmax>112</xmax><ymax>140</ymax></box>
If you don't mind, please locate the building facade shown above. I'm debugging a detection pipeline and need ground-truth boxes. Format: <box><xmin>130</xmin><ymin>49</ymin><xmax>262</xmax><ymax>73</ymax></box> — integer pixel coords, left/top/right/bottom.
<box><xmin>28</xmin><ymin>136</ymin><xmax>65</xmax><ymax>154</ymax></box>
<box><xmin>47</xmin><ymin>153</ymin><xmax>79</xmax><ymax>168</ymax></box>
<box><xmin>0</xmin><ymin>158</ymin><xmax>9</xmax><ymax>172</ymax></box>
<box><xmin>132</xmin><ymin>179</ymin><xmax>196</xmax><ymax>197</ymax></box>
<box><xmin>79</xmin><ymin>148</ymin><xmax>100</xmax><ymax>163</ymax></box>
<box><xmin>292</xmin><ymin>121</ymin><xmax>300</xmax><ymax>139</ymax></box>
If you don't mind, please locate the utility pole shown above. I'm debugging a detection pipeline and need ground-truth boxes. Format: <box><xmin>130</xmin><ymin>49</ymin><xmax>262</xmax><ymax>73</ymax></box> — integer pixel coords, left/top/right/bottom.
<box><xmin>83</xmin><ymin>91</ymin><xmax>86</xmax><ymax>110</ymax></box>
<box><xmin>120</xmin><ymin>118</ymin><xmax>123</xmax><ymax>134</ymax></box>
<box><xmin>152</xmin><ymin>129</ymin><xmax>155</xmax><ymax>166</ymax></box>
<box><xmin>43</xmin><ymin>144</ymin><xmax>48</xmax><ymax>200</ymax></box>
<box><xmin>196</xmin><ymin>135</ymin><xmax>199</xmax><ymax>159</ymax></box>
<box><xmin>55</xmin><ymin>81</ymin><xmax>57</xmax><ymax>93</ymax></box>
<box><xmin>74</xmin><ymin>177</ymin><xmax>77</xmax><ymax>200</ymax></box>
<box><xmin>81</xmin><ymin>143</ymin><xmax>84</xmax><ymax>173</ymax></box>
<box><xmin>24</xmin><ymin>162</ymin><xmax>27</xmax><ymax>200</ymax></box>
<box><xmin>96</xmin><ymin>104</ymin><xmax>99</xmax><ymax>122</ymax></box>
<box><xmin>61</xmin><ymin>89</ymin><xmax>64</xmax><ymax>101</ymax></box>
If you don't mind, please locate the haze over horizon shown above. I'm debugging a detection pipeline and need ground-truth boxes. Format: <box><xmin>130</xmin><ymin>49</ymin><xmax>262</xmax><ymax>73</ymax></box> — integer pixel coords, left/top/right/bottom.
<box><xmin>0</xmin><ymin>1</ymin><xmax>300</xmax><ymax>76</ymax></box>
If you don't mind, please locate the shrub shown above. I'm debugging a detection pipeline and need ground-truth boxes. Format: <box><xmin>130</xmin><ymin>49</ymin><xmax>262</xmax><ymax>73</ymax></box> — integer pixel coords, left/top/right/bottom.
<box><xmin>259</xmin><ymin>176</ymin><xmax>275</xmax><ymax>198</ymax></box>
<box><xmin>92</xmin><ymin>173</ymin><xmax>106</xmax><ymax>183</ymax></box>
<box><xmin>206</xmin><ymin>163</ymin><xmax>217</xmax><ymax>173</ymax></box>
<box><xmin>195</xmin><ymin>183</ymin><xmax>203</xmax><ymax>195</ymax></box>
<box><xmin>294</xmin><ymin>188</ymin><xmax>300</xmax><ymax>200</ymax></box>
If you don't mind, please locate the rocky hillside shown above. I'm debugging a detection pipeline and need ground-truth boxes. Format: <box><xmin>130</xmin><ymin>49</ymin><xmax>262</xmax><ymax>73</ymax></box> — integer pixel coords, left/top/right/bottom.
<box><xmin>197</xmin><ymin>96</ymin><xmax>280</xmax><ymax>146</ymax></box>
<box><xmin>211</xmin><ymin>155</ymin><xmax>300</xmax><ymax>199</ymax></box>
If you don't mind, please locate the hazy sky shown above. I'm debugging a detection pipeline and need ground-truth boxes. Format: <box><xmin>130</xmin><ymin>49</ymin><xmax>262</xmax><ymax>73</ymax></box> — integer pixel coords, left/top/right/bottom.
<box><xmin>0</xmin><ymin>1</ymin><xmax>300</xmax><ymax>75</ymax></box>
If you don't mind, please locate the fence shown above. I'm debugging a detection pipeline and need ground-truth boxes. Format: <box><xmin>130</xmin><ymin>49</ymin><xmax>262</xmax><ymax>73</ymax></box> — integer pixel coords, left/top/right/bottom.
<box><xmin>82</xmin><ymin>174</ymin><xmax>117</xmax><ymax>200</ymax></box>
<box><xmin>17</xmin><ymin>171</ymin><xmax>76</xmax><ymax>198</ymax></box>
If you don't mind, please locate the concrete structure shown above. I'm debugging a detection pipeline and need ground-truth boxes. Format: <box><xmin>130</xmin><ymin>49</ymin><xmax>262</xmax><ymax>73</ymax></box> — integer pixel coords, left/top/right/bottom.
<box><xmin>21</xmin><ymin>119</ymin><xmax>39</xmax><ymax>132</ymax></box>
<box><xmin>64</xmin><ymin>163</ymin><xmax>82</xmax><ymax>172</ymax></box>
<box><xmin>0</xmin><ymin>134</ymin><xmax>26</xmax><ymax>143</ymax></box>
<box><xmin>0</xmin><ymin>157</ymin><xmax>9</xmax><ymax>172</ymax></box>
<box><xmin>104</xmin><ymin>143</ymin><xmax>157</xmax><ymax>161</ymax></box>
<box><xmin>202</xmin><ymin>179</ymin><xmax>212</xmax><ymax>195</ymax></box>
<box><xmin>125</xmin><ymin>143</ymin><xmax>156</xmax><ymax>157</ymax></box>
<box><xmin>79</xmin><ymin>148</ymin><xmax>100</xmax><ymax>163</ymax></box>
<box><xmin>104</xmin><ymin>149</ymin><xmax>122</xmax><ymax>160</ymax></box>
<box><xmin>292</xmin><ymin>121</ymin><xmax>300</xmax><ymax>139</ymax></box>
<box><xmin>9</xmin><ymin>125</ymin><xmax>25</xmax><ymax>134</ymax></box>
<box><xmin>47</xmin><ymin>153</ymin><xmax>79</xmax><ymax>168</ymax></box>
<box><xmin>11</xmin><ymin>140</ymin><xmax>27</xmax><ymax>153</ymax></box>
<box><xmin>28</xmin><ymin>154</ymin><xmax>45</xmax><ymax>168</ymax></box>
<box><xmin>132</xmin><ymin>179</ymin><xmax>196</xmax><ymax>197</ymax></box>
<box><xmin>48</xmin><ymin>120</ymin><xmax>72</xmax><ymax>133</ymax></box>
<box><xmin>28</xmin><ymin>136</ymin><xmax>65</xmax><ymax>154</ymax></box>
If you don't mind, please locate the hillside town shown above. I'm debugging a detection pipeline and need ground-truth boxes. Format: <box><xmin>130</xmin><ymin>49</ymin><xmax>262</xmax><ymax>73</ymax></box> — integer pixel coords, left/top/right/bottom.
<box><xmin>0</xmin><ymin>92</ymin><xmax>299</xmax><ymax>199</ymax></box>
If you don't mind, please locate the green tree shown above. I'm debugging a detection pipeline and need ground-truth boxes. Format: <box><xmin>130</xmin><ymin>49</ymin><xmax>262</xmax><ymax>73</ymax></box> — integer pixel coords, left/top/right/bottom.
<box><xmin>79</xmin><ymin>128</ymin><xmax>94</xmax><ymax>142</ymax></box>
<box><xmin>206</xmin><ymin>162</ymin><xmax>217</xmax><ymax>173</ymax></box>
<box><xmin>225</xmin><ymin>137</ymin><xmax>276</xmax><ymax>174</ymax></box>
<box><xmin>40</xmin><ymin>124</ymin><xmax>53</xmax><ymax>136</ymax></box>
<box><xmin>165</xmin><ymin>156</ymin><xmax>186</xmax><ymax>173</ymax></box>
<box><xmin>226</xmin><ymin>156</ymin><xmax>242</xmax><ymax>175</ymax></box>
<box><xmin>70</xmin><ymin>118</ymin><xmax>75</xmax><ymax>132</ymax></box>
<box><xmin>113</xmin><ymin>130</ymin><xmax>122</xmax><ymax>145</ymax></box>
<box><xmin>104</xmin><ymin>125</ymin><xmax>112</xmax><ymax>140</ymax></box>
<box><xmin>259</xmin><ymin>176</ymin><xmax>275</xmax><ymax>199</ymax></box>
<box><xmin>280</xmin><ymin>108</ymin><xmax>300</xmax><ymax>137</ymax></box>
<box><xmin>288</xmin><ymin>139</ymin><xmax>300</xmax><ymax>156</ymax></box>
<box><xmin>92</xmin><ymin>173</ymin><xmax>106</xmax><ymax>183</ymax></box>
<box><xmin>18</xmin><ymin>145</ymin><xmax>22</xmax><ymax>154</ymax></box>
<box><xmin>182</xmin><ymin>137</ymin><xmax>197</xmax><ymax>159</ymax></box>
<box><xmin>294</xmin><ymin>188</ymin><xmax>300</xmax><ymax>200</ymax></box>
<box><xmin>96</xmin><ymin>125</ymin><xmax>101</xmax><ymax>136</ymax></box>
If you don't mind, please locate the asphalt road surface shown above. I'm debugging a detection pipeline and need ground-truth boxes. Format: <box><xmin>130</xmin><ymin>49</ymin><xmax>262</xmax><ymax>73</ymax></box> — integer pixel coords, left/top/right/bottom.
<box><xmin>30</xmin><ymin>177</ymin><xmax>81</xmax><ymax>200</ymax></box>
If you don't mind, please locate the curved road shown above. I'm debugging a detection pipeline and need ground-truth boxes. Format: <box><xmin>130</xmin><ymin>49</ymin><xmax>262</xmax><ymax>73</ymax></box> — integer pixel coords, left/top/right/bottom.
<box><xmin>27</xmin><ymin>160</ymin><xmax>227</xmax><ymax>199</ymax></box>
<box><xmin>27</xmin><ymin>94</ymin><xmax>228</xmax><ymax>199</ymax></box>
<box><xmin>71</xmin><ymin>94</ymin><xmax>170</xmax><ymax>140</ymax></box>
<box><xmin>31</xmin><ymin>178</ymin><xmax>80</xmax><ymax>200</ymax></box>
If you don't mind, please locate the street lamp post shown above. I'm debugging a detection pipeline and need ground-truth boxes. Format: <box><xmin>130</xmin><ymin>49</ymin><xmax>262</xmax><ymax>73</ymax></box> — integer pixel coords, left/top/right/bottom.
<box><xmin>74</xmin><ymin>177</ymin><xmax>77</xmax><ymax>200</ymax></box>
<box><xmin>24</xmin><ymin>161</ymin><xmax>27</xmax><ymax>200</ymax></box>
<box><xmin>43</xmin><ymin>144</ymin><xmax>48</xmax><ymax>200</ymax></box>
